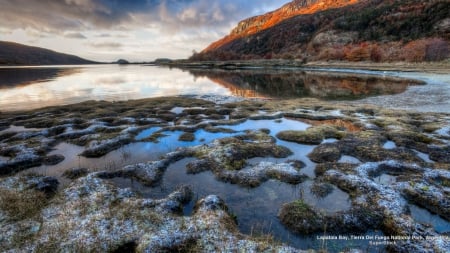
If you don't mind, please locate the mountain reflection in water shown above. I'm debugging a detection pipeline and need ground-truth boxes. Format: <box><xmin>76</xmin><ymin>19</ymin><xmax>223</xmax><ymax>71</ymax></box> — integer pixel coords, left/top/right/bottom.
<box><xmin>188</xmin><ymin>69</ymin><xmax>424</xmax><ymax>100</ymax></box>
<box><xmin>0</xmin><ymin>65</ymin><xmax>428</xmax><ymax>112</ymax></box>
<box><xmin>0</xmin><ymin>67</ymin><xmax>80</xmax><ymax>88</ymax></box>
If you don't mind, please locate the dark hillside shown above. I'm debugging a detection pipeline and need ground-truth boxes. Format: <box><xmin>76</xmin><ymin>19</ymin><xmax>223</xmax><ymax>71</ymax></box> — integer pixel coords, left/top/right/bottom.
<box><xmin>0</xmin><ymin>41</ymin><xmax>97</xmax><ymax>65</ymax></box>
<box><xmin>193</xmin><ymin>0</ymin><xmax>450</xmax><ymax>62</ymax></box>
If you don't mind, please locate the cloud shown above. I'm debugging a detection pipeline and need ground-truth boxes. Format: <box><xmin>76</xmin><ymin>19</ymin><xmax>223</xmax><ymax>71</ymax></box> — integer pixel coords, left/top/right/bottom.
<box><xmin>0</xmin><ymin>0</ymin><xmax>289</xmax><ymax>32</ymax></box>
<box><xmin>89</xmin><ymin>42</ymin><xmax>123</xmax><ymax>49</ymax></box>
<box><xmin>0</xmin><ymin>0</ymin><xmax>291</xmax><ymax>61</ymax></box>
<box><xmin>64</xmin><ymin>32</ymin><xmax>87</xmax><ymax>39</ymax></box>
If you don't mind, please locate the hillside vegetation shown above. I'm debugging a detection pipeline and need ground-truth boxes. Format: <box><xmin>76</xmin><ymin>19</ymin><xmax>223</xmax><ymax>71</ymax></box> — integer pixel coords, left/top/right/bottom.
<box><xmin>192</xmin><ymin>0</ymin><xmax>450</xmax><ymax>62</ymax></box>
<box><xmin>0</xmin><ymin>41</ymin><xmax>97</xmax><ymax>65</ymax></box>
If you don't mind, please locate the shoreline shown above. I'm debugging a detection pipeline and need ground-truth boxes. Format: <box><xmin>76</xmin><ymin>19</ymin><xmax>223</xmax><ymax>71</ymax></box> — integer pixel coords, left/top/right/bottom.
<box><xmin>161</xmin><ymin>59</ymin><xmax>450</xmax><ymax>74</ymax></box>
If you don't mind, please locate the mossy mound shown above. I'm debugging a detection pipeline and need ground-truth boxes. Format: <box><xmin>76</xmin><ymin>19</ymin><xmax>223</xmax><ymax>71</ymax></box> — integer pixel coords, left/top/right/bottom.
<box><xmin>276</xmin><ymin>125</ymin><xmax>345</xmax><ymax>145</ymax></box>
<box><xmin>278</xmin><ymin>200</ymin><xmax>322</xmax><ymax>234</ymax></box>
<box><xmin>308</xmin><ymin>143</ymin><xmax>341</xmax><ymax>163</ymax></box>
<box><xmin>179</xmin><ymin>132</ymin><xmax>195</xmax><ymax>142</ymax></box>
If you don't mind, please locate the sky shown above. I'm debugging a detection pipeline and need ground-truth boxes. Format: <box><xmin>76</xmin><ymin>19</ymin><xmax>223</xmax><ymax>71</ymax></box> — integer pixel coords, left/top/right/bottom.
<box><xmin>0</xmin><ymin>0</ymin><xmax>290</xmax><ymax>62</ymax></box>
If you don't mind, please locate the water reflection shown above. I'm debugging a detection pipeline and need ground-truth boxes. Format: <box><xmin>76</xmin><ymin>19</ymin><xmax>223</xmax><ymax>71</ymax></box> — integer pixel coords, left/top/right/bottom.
<box><xmin>188</xmin><ymin>68</ymin><xmax>424</xmax><ymax>100</ymax></box>
<box><xmin>0</xmin><ymin>65</ymin><xmax>232</xmax><ymax>111</ymax></box>
<box><xmin>0</xmin><ymin>67</ymin><xmax>80</xmax><ymax>88</ymax></box>
<box><xmin>0</xmin><ymin>65</ymin><xmax>427</xmax><ymax>112</ymax></box>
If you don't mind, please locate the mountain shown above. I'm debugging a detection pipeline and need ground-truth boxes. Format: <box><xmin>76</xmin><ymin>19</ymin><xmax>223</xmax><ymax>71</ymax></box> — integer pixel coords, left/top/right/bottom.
<box><xmin>193</xmin><ymin>0</ymin><xmax>450</xmax><ymax>62</ymax></box>
<box><xmin>0</xmin><ymin>41</ymin><xmax>97</xmax><ymax>65</ymax></box>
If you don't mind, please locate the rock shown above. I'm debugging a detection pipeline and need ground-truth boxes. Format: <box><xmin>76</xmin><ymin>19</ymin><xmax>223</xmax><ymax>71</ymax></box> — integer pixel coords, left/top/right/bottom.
<box><xmin>278</xmin><ymin>200</ymin><xmax>322</xmax><ymax>234</ymax></box>
<box><xmin>195</xmin><ymin>195</ymin><xmax>226</xmax><ymax>212</ymax></box>
<box><xmin>178</xmin><ymin>132</ymin><xmax>195</xmax><ymax>142</ymax></box>
<box><xmin>81</xmin><ymin>134</ymin><xmax>132</xmax><ymax>158</ymax></box>
<box><xmin>310</xmin><ymin>182</ymin><xmax>334</xmax><ymax>198</ymax></box>
<box><xmin>27</xmin><ymin>176</ymin><xmax>59</xmax><ymax>195</ymax></box>
<box><xmin>429</xmin><ymin>145</ymin><xmax>450</xmax><ymax>163</ymax></box>
<box><xmin>96</xmin><ymin>151</ymin><xmax>187</xmax><ymax>186</ymax></box>
<box><xmin>43</xmin><ymin>154</ymin><xmax>65</xmax><ymax>165</ymax></box>
<box><xmin>308</xmin><ymin>143</ymin><xmax>341</xmax><ymax>163</ymax></box>
<box><xmin>277</xmin><ymin>125</ymin><xmax>344</xmax><ymax>145</ymax></box>
<box><xmin>276</xmin><ymin>130</ymin><xmax>323</xmax><ymax>145</ymax></box>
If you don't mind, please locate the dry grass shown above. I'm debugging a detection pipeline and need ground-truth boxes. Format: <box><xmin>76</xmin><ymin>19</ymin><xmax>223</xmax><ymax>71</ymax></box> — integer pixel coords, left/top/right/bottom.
<box><xmin>0</xmin><ymin>188</ymin><xmax>48</xmax><ymax>221</ymax></box>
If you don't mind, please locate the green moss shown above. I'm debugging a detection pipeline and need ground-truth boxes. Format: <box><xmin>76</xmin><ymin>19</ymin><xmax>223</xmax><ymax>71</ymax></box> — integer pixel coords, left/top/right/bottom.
<box><xmin>422</xmin><ymin>123</ymin><xmax>443</xmax><ymax>133</ymax></box>
<box><xmin>276</xmin><ymin>130</ymin><xmax>323</xmax><ymax>145</ymax></box>
<box><xmin>276</xmin><ymin>125</ymin><xmax>345</xmax><ymax>145</ymax></box>
<box><xmin>278</xmin><ymin>200</ymin><xmax>321</xmax><ymax>234</ymax></box>
<box><xmin>440</xmin><ymin>178</ymin><xmax>450</xmax><ymax>187</ymax></box>
<box><xmin>204</xmin><ymin>126</ymin><xmax>236</xmax><ymax>133</ymax></box>
<box><xmin>140</xmin><ymin>132</ymin><xmax>168</xmax><ymax>143</ymax></box>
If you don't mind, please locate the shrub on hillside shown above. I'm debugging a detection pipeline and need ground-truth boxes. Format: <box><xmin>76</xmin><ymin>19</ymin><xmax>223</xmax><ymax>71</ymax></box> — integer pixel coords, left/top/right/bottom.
<box><xmin>425</xmin><ymin>38</ymin><xmax>449</xmax><ymax>61</ymax></box>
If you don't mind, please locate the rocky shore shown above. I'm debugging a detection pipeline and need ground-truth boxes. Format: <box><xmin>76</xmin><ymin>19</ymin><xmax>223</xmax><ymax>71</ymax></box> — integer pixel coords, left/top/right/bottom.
<box><xmin>0</xmin><ymin>96</ymin><xmax>449</xmax><ymax>252</ymax></box>
<box><xmin>158</xmin><ymin>59</ymin><xmax>450</xmax><ymax>74</ymax></box>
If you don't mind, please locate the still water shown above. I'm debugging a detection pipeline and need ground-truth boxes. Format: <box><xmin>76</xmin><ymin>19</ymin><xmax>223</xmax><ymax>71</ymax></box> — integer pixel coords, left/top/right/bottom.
<box><xmin>1</xmin><ymin>64</ymin><xmax>448</xmax><ymax>112</ymax></box>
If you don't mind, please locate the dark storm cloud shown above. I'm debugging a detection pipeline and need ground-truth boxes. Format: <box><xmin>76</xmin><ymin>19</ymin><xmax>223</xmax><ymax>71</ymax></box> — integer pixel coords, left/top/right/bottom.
<box><xmin>0</xmin><ymin>0</ymin><xmax>287</xmax><ymax>32</ymax></box>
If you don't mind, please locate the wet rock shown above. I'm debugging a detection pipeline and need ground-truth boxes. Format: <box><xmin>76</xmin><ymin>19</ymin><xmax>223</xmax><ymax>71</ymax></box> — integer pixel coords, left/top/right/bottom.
<box><xmin>0</xmin><ymin>131</ymin><xmax>16</xmax><ymax>141</ymax></box>
<box><xmin>277</xmin><ymin>125</ymin><xmax>345</xmax><ymax>145</ymax></box>
<box><xmin>43</xmin><ymin>154</ymin><xmax>65</xmax><ymax>165</ymax></box>
<box><xmin>190</xmin><ymin>131</ymin><xmax>291</xmax><ymax>172</ymax></box>
<box><xmin>178</xmin><ymin>132</ymin><xmax>195</xmax><ymax>142</ymax></box>
<box><xmin>387</xmin><ymin>130</ymin><xmax>434</xmax><ymax>153</ymax></box>
<box><xmin>264</xmin><ymin>162</ymin><xmax>309</xmax><ymax>184</ymax></box>
<box><xmin>195</xmin><ymin>195</ymin><xmax>226</xmax><ymax>212</ymax></box>
<box><xmin>308</xmin><ymin>143</ymin><xmax>341</xmax><ymax>163</ymax></box>
<box><xmin>335</xmin><ymin>132</ymin><xmax>424</xmax><ymax>163</ymax></box>
<box><xmin>429</xmin><ymin>145</ymin><xmax>450</xmax><ymax>163</ymax></box>
<box><xmin>97</xmin><ymin>151</ymin><xmax>187</xmax><ymax>186</ymax></box>
<box><xmin>1</xmin><ymin>173</ymin><xmax>304</xmax><ymax>252</ymax></box>
<box><xmin>276</xmin><ymin>130</ymin><xmax>323</xmax><ymax>145</ymax></box>
<box><xmin>27</xmin><ymin>176</ymin><xmax>59</xmax><ymax>196</ymax></box>
<box><xmin>287</xmin><ymin>159</ymin><xmax>306</xmax><ymax>169</ymax></box>
<box><xmin>81</xmin><ymin>134</ymin><xmax>132</xmax><ymax>158</ymax></box>
<box><xmin>0</xmin><ymin>147</ymin><xmax>43</xmax><ymax>175</ymax></box>
<box><xmin>400</xmin><ymin>181</ymin><xmax>450</xmax><ymax>221</ymax></box>
<box><xmin>310</xmin><ymin>182</ymin><xmax>334</xmax><ymax>198</ymax></box>
<box><xmin>315</xmin><ymin>162</ymin><xmax>358</xmax><ymax>176</ymax></box>
<box><xmin>320</xmin><ymin>163</ymin><xmax>450</xmax><ymax>252</ymax></box>
<box><xmin>217</xmin><ymin>161</ymin><xmax>308</xmax><ymax>187</ymax></box>
<box><xmin>278</xmin><ymin>200</ymin><xmax>322</xmax><ymax>234</ymax></box>
<box><xmin>62</xmin><ymin>168</ymin><xmax>89</xmax><ymax>179</ymax></box>
<box><xmin>186</xmin><ymin>159</ymin><xmax>212</xmax><ymax>174</ymax></box>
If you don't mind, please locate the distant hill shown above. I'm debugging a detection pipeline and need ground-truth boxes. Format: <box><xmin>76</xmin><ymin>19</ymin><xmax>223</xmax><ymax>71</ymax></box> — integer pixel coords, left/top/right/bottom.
<box><xmin>0</xmin><ymin>41</ymin><xmax>98</xmax><ymax>65</ymax></box>
<box><xmin>193</xmin><ymin>0</ymin><xmax>450</xmax><ymax>62</ymax></box>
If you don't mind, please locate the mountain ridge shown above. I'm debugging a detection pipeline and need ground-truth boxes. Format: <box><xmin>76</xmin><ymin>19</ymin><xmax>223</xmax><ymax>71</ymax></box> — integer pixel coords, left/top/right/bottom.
<box><xmin>0</xmin><ymin>41</ymin><xmax>97</xmax><ymax>66</ymax></box>
<box><xmin>195</xmin><ymin>0</ymin><xmax>450</xmax><ymax>62</ymax></box>
<box><xmin>203</xmin><ymin>0</ymin><xmax>360</xmax><ymax>52</ymax></box>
